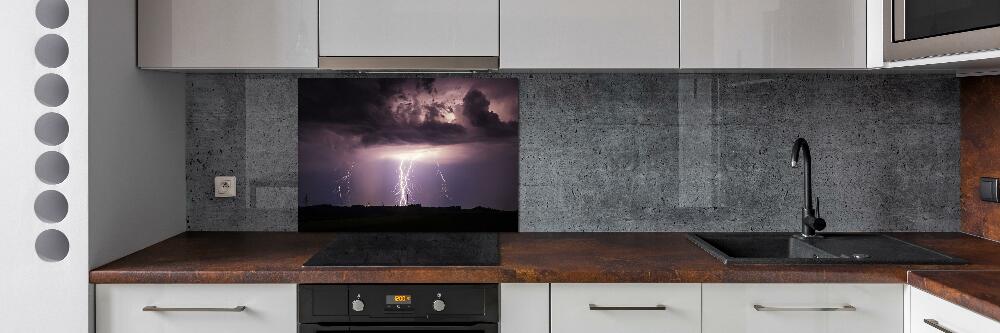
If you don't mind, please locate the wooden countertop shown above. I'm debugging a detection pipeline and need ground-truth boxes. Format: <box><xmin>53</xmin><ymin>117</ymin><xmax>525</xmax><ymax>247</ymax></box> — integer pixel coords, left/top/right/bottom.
<box><xmin>908</xmin><ymin>270</ymin><xmax>1000</xmax><ymax>322</ymax></box>
<box><xmin>90</xmin><ymin>232</ymin><xmax>1000</xmax><ymax>321</ymax></box>
<box><xmin>91</xmin><ymin>232</ymin><xmax>1000</xmax><ymax>284</ymax></box>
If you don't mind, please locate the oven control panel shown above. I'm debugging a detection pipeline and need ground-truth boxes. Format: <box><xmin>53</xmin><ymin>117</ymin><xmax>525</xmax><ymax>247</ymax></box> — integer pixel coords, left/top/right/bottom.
<box><xmin>351</xmin><ymin>285</ymin><xmax>469</xmax><ymax>317</ymax></box>
<box><xmin>298</xmin><ymin>284</ymin><xmax>498</xmax><ymax>323</ymax></box>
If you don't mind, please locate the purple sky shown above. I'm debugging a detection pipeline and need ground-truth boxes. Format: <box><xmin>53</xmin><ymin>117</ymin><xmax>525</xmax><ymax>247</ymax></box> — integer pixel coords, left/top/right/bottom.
<box><xmin>299</xmin><ymin>78</ymin><xmax>519</xmax><ymax>211</ymax></box>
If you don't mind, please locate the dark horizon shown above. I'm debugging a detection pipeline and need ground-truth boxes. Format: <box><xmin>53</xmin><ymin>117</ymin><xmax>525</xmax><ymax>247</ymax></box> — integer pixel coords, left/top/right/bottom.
<box><xmin>298</xmin><ymin>204</ymin><xmax>518</xmax><ymax>232</ymax></box>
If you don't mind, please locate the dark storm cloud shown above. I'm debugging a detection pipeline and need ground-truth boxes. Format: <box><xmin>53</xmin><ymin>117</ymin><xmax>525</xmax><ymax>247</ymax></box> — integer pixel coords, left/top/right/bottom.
<box><xmin>299</xmin><ymin>78</ymin><xmax>390</xmax><ymax>125</ymax></box>
<box><xmin>299</xmin><ymin>78</ymin><xmax>517</xmax><ymax>148</ymax></box>
<box><xmin>423</xmin><ymin>101</ymin><xmax>451</xmax><ymax>122</ymax></box>
<box><xmin>462</xmin><ymin>89</ymin><xmax>518</xmax><ymax>138</ymax></box>
<box><xmin>355</xmin><ymin>121</ymin><xmax>467</xmax><ymax>146</ymax></box>
<box><xmin>417</xmin><ymin>78</ymin><xmax>436</xmax><ymax>94</ymax></box>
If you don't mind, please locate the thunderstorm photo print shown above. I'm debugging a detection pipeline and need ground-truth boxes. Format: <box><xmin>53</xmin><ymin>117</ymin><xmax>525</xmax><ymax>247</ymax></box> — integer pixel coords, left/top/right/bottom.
<box><xmin>298</xmin><ymin>78</ymin><xmax>519</xmax><ymax>232</ymax></box>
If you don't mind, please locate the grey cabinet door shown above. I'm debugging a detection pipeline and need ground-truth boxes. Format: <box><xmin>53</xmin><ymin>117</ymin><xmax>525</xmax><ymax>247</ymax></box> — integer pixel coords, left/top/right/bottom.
<box><xmin>319</xmin><ymin>0</ymin><xmax>499</xmax><ymax>57</ymax></box>
<box><xmin>681</xmin><ymin>0</ymin><xmax>869</xmax><ymax>69</ymax></box>
<box><xmin>501</xmin><ymin>0</ymin><xmax>680</xmax><ymax>69</ymax></box>
<box><xmin>138</xmin><ymin>0</ymin><xmax>318</xmax><ymax>69</ymax></box>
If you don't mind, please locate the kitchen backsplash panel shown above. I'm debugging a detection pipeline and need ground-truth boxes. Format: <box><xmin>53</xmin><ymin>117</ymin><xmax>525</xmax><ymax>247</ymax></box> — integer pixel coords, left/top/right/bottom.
<box><xmin>186</xmin><ymin>73</ymin><xmax>960</xmax><ymax>232</ymax></box>
<box><xmin>960</xmin><ymin>76</ymin><xmax>1000</xmax><ymax>242</ymax></box>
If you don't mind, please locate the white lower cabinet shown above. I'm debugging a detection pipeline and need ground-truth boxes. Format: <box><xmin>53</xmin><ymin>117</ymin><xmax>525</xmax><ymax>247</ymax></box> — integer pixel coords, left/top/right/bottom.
<box><xmin>702</xmin><ymin>283</ymin><xmax>904</xmax><ymax>333</ymax></box>
<box><xmin>95</xmin><ymin>282</ymin><xmax>998</xmax><ymax>333</ymax></box>
<box><xmin>96</xmin><ymin>284</ymin><xmax>297</xmax><ymax>333</ymax></box>
<box><xmin>910</xmin><ymin>287</ymin><xmax>1000</xmax><ymax>333</ymax></box>
<box><xmin>500</xmin><ymin>283</ymin><xmax>549</xmax><ymax>333</ymax></box>
<box><xmin>551</xmin><ymin>283</ymin><xmax>701</xmax><ymax>333</ymax></box>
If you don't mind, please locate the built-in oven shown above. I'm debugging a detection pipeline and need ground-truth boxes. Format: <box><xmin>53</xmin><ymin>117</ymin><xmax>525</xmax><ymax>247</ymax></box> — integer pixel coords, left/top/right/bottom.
<box><xmin>884</xmin><ymin>0</ymin><xmax>1000</xmax><ymax>61</ymax></box>
<box><xmin>299</xmin><ymin>284</ymin><xmax>498</xmax><ymax>333</ymax></box>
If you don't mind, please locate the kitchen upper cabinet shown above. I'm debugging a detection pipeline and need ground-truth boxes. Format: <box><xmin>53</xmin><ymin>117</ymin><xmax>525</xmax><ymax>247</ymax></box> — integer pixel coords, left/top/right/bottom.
<box><xmin>319</xmin><ymin>0</ymin><xmax>500</xmax><ymax>57</ymax></box>
<box><xmin>910</xmin><ymin>287</ymin><xmax>1000</xmax><ymax>333</ymax></box>
<box><xmin>97</xmin><ymin>284</ymin><xmax>297</xmax><ymax>333</ymax></box>
<box><xmin>551</xmin><ymin>283</ymin><xmax>701</xmax><ymax>333</ymax></box>
<box><xmin>702</xmin><ymin>283</ymin><xmax>903</xmax><ymax>333</ymax></box>
<box><xmin>680</xmin><ymin>0</ymin><xmax>870</xmax><ymax>68</ymax></box>
<box><xmin>137</xmin><ymin>0</ymin><xmax>318</xmax><ymax>69</ymax></box>
<box><xmin>500</xmin><ymin>0</ymin><xmax>680</xmax><ymax>69</ymax></box>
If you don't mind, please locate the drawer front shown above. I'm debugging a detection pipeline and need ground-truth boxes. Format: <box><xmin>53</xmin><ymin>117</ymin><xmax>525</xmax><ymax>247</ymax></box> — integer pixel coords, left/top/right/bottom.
<box><xmin>703</xmin><ymin>283</ymin><xmax>903</xmax><ymax>333</ymax></box>
<box><xmin>96</xmin><ymin>284</ymin><xmax>296</xmax><ymax>333</ymax></box>
<box><xmin>911</xmin><ymin>287</ymin><xmax>1000</xmax><ymax>333</ymax></box>
<box><xmin>500</xmin><ymin>283</ymin><xmax>548</xmax><ymax>333</ymax></box>
<box><xmin>551</xmin><ymin>283</ymin><xmax>701</xmax><ymax>333</ymax></box>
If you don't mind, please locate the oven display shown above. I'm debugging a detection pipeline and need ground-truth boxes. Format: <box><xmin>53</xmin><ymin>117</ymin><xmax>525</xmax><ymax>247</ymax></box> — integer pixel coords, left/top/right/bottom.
<box><xmin>385</xmin><ymin>295</ymin><xmax>413</xmax><ymax>311</ymax></box>
<box><xmin>386</xmin><ymin>295</ymin><xmax>412</xmax><ymax>304</ymax></box>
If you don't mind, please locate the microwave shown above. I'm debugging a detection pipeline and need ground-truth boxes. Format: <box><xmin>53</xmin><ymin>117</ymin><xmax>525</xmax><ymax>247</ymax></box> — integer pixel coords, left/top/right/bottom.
<box><xmin>884</xmin><ymin>0</ymin><xmax>1000</xmax><ymax>62</ymax></box>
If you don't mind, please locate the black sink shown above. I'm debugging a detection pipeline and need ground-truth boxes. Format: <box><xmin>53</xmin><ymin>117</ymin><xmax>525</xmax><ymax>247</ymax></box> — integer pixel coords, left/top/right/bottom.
<box><xmin>687</xmin><ymin>233</ymin><xmax>966</xmax><ymax>265</ymax></box>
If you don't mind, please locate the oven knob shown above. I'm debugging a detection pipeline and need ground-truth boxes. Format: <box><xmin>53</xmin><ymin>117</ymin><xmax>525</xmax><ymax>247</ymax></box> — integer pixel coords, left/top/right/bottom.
<box><xmin>351</xmin><ymin>299</ymin><xmax>365</xmax><ymax>312</ymax></box>
<box><xmin>432</xmin><ymin>299</ymin><xmax>446</xmax><ymax>312</ymax></box>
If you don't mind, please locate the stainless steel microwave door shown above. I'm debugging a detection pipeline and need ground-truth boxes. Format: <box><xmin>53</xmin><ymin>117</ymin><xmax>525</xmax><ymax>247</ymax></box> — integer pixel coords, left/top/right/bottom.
<box><xmin>897</xmin><ymin>0</ymin><xmax>1000</xmax><ymax>41</ymax></box>
<box><xmin>885</xmin><ymin>0</ymin><xmax>1000</xmax><ymax>61</ymax></box>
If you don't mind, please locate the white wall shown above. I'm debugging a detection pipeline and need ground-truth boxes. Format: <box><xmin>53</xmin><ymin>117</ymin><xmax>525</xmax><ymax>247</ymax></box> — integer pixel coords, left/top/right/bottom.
<box><xmin>88</xmin><ymin>0</ymin><xmax>186</xmax><ymax>269</ymax></box>
<box><xmin>0</xmin><ymin>0</ymin><xmax>90</xmax><ymax>331</ymax></box>
<box><xmin>1</xmin><ymin>0</ymin><xmax>184</xmax><ymax>330</ymax></box>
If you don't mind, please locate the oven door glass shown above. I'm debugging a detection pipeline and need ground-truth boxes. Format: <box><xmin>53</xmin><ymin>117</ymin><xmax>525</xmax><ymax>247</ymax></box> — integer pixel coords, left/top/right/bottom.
<box><xmin>902</xmin><ymin>0</ymin><xmax>1000</xmax><ymax>40</ymax></box>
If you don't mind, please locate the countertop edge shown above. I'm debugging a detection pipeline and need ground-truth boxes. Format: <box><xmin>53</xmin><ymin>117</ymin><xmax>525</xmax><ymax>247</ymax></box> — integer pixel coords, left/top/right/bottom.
<box><xmin>907</xmin><ymin>270</ymin><xmax>1000</xmax><ymax>323</ymax></box>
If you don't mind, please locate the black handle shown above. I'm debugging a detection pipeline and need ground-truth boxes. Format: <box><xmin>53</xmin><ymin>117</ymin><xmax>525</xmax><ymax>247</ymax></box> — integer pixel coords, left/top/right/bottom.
<box><xmin>923</xmin><ymin>319</ymin><xmax>956</xmax><ymax>333</ymax></box>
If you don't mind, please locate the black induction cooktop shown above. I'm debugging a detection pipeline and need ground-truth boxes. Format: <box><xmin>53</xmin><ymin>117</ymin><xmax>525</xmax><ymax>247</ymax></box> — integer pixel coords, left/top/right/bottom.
<box><xmin>303</xmin><ymin>233</ymin><xmax>500</xmax><ymax>266</ymax></box>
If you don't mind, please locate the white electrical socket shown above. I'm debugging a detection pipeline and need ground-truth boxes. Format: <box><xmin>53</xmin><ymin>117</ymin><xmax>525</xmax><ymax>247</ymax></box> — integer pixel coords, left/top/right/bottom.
<box><xmin>214</xmin><ymin>176</ymin><xmax>236</xmax><ymax>198</ymax></box>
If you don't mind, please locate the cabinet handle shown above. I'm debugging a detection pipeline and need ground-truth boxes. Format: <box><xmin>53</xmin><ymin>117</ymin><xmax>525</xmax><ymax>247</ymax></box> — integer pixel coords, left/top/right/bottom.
<box><xmin>589</xmin><ymin>304</ymin><xmax>667</xmax><ymax>311</ymax></box>
<box><xmin>142</xmin><ymin>306</ymin><xmax>247</xmax><ymax>312</ymax></box>
<box><xmin>923</xmin><ymin>319</ymin><xmax>955</xmax><ymax>333</ymax></box>
<box><xmin>753</xmin><ymin>304</ymin><xmax>856</xmax><ymax>312</ymax></box>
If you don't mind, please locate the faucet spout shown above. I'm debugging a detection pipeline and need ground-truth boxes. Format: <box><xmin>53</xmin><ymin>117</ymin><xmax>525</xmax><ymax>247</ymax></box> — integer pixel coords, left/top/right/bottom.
<box><xmin>791</xmin><ymin>138</ymin><xmax>812</xmax><ymax>210</ymax></box>
<box><xmin>791</xmin><ymin>138</ymin><xmax>825</xmax><ymax>237</ymax></box>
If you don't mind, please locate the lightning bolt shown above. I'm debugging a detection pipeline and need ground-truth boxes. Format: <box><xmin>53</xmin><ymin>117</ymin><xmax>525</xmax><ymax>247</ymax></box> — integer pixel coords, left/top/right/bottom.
<box><xmin>436</xmin><ymin>162</ymin><xmax>451</xmax><ymax>202</ymax></box>
<box><xmin>396</xmin><ymin>157</ymin><xmax>418</xmax><ymax>206</ymax></box>
<box><xmin>336</xmin><ymin>162</ymin><xmax>355</xmax><ymax>203</ymax></box>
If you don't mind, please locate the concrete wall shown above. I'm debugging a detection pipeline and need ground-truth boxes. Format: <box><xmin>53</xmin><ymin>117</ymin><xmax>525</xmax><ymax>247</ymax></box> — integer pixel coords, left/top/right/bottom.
<box><xmin>186</xmin><ymin>73</ymin><xmax>960</xmax><ymax>232</ymax></box>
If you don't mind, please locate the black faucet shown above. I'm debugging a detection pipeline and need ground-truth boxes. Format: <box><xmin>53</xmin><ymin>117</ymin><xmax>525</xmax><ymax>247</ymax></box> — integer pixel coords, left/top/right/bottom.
<box><xmin>791</xmin><ymin>138</ymin><xmax>826</xmax><ymax>238</ymax></box>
